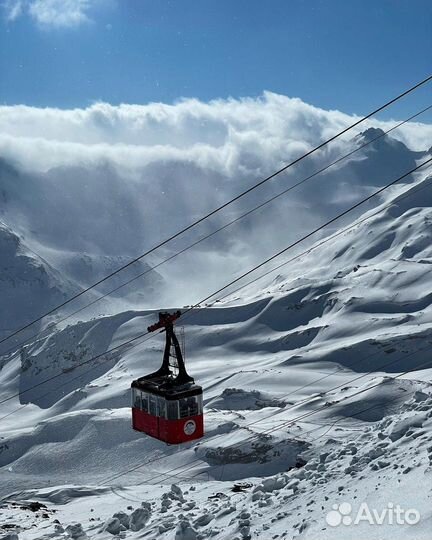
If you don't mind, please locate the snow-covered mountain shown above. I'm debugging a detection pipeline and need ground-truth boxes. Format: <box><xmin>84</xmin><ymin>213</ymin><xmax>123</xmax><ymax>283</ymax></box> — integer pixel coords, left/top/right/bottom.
<box><xmin>0</xmin><ymin>218</ymin><xmax>163</xmax><ymax>355</ymax></box>
<box><xmin>0</xmin><ymin>222</ymin><xmax>80</xmax><ymax>353</ymax></box>
<box><xmin>0</xmin><ymin>127</ymin><xmax>428</xmax><ymax>328</ymax></box>
<box><xmin>0</xmin><ymin>130</ymin><xmax>431</xmax><ymax>539</ymax></box>
<box><xmin>0</xmin><ymin>155</ymin><xmax>164</xmax><ymax>354</ymax></box>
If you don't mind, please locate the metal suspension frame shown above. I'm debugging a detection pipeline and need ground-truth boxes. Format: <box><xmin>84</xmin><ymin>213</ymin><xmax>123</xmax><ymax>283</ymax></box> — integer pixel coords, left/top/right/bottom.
<box><xmin>146</xmin><ymin>311</ymin><xmax>194</xmax><ymax>385</ymax></box>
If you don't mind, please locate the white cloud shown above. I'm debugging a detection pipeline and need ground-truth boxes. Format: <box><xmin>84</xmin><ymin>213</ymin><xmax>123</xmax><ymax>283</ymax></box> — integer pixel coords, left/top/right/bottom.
<box><xmin>0</xmin><ymin>93</ymin><xmax>430</xmax><ymax>175</ymax></box>
<box><xmin>29</xmin><ymin>0</ymin><xmax>91</xmax><ymax>28</ymax></box>
<box><xmin>3</xmin><ymin>0</ymin><xmax>24</xmax><ymax>21</ymax></box>
<box><xmin>0</xmin><ymin>93</ymin><xmax>430</xmax><ymax>305</ymax></box>
<box><xmin>3</xmin><ymin>0</ymin><xmax>96</xmax><ymax>28</ymax></box>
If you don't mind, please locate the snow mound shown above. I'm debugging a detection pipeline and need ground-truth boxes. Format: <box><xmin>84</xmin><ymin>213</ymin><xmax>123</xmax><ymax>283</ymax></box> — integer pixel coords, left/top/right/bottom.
<box><xmin>207</xmin><ymin>387</ymin><xmax>286</xmax><ymax>411</ymax></box>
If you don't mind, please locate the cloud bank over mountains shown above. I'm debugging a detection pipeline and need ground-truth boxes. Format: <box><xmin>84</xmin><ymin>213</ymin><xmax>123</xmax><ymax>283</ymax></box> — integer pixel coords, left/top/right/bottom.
<box><xmin>1</xmin><ymin>93</ymin><xmax>430</xmax><ymax>175</ymax></box>
<box><xmin>0</xmin><ymin>93</ymin><xmax>431</xmax><ymax>307</ymax></box>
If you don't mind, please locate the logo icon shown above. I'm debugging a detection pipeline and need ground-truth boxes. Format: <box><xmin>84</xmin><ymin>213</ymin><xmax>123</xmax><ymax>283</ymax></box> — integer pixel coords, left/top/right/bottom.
<box><xmin>326</xmin><ymin>503</ymin><xmax>352</xmax><ymax>527</ymax></box>
<box><xmin>184</xmin><ymin>420</ymin><xmax>196</xmax><ymax>435</ymax></box>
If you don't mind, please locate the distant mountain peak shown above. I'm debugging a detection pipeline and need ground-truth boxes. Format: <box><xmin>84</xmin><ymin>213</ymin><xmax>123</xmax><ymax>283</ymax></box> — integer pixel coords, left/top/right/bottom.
<box><xmin>357</xmin><ymin>127</ymin><xmax>387</xmax><ymax>143</ymax></box>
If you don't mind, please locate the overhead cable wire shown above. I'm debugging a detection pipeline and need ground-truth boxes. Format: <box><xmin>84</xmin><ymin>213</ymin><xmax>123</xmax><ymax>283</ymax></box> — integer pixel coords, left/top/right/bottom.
<box><xmin>214</xmin><ymin>175</ymin><xmax>432</xmax><ymax>303</ymax></box>
<box><xmin>179</xmin><ymin>157</ymin><xmax>432</xmax><ymax>311</ymax></box>
<box><xmin>113</xmin><ymin>369</ymin><xmax>431</xmax><ymax>493</ymax></box>
<box><xmin>3</xmin><ymin>103</ymin><xmax>430</xmax><ymax>361</ymax></box>
<box><xmin>99</xmin><ymin>316</ymin><xmax>432</xmax><ymax>485</ymax></box>
<box><xmin>126</xmin><ymin>346</ymin><xmax>432</xmax><ymax>488</ymax></box>
<box><xmin>1</xmin><ymin>157</ymin><xmax>431</xmax><ymax>407</ymax></box>
<box><xmin>3</xmin><ymin>178</ymin><xmax>432</xmax><ymax>488</ymax></box>
<box><xmin>3</xmin><ymin>353</ymin><xmax>430</xmax><ymax>503</ymax></box>
<box><xmin>2</xmin><ymin>176</ymin><xmax>431</xmax><ymax>426</ymax></box>
<box><xmin>1</xmin><ymin>74</ymin><xmax>431</xmax><ymax>348</ymax></box>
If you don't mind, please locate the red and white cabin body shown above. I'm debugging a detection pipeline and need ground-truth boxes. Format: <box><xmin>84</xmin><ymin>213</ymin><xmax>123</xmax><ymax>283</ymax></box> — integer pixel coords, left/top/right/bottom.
<box><xmin>131</xmin><ymin>310</ymin><xmax>204</xmax><ymax>444</ymax></box>
<box><xmin>131</xmin><ymin>378</ymin><xmax>204</xmax><ymax>444</ymax></box>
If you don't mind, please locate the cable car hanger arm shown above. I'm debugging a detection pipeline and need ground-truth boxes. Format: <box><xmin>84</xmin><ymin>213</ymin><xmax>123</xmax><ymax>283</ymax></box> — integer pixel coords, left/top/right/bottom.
<box><xmin>145</xmin><ymin>311</ymin><xmax>194</xmax><ymax>385</ymax></box>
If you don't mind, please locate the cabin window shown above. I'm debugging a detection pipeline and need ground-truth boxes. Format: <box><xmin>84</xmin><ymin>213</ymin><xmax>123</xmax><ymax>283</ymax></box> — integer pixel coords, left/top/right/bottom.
<box><xmin>132</xmin><ymin>389</ymin><xmax>150</xmax><ymax>412</ymax></box>
<box><xmin>188</xmin><ymin>396</ymin><xmax>198</xmax><ymax>416</ymax></box>
<box><xmin>149</xmin><ymin>395</ymin><xmax>157</xmax><ymax>416</ymax></box>
<box><xmin>157</xmin><ymin>397</ymin><xmax>167</xmax><ymax>418</ymax></box>
<box><xmin>179</xmin><ymin>396</ymin><xmax>201</xmax><ymax>418</ymax></box>
<box><xmin>179</xmin><ymin>398</ymin><xmax>189</xmax><ymax>418</ymax></box>
<box><xmin>132</xmin><ymin>388</ymin><xmax>141</xmax><ymax>409</ymax></box>
<box><xmin>141</xmin><ymin>393</ymin><xmax>149</xmax><ymax>413</ymax></box>
<box><xmin>196</xmin><ymin>394</ymin><xmax>203</xmax><ymax>415</ymax></box>
<box><xmin>167</xmin><ymin>401</ymin><xmax>179</xmax><ymax>420</ymax></box>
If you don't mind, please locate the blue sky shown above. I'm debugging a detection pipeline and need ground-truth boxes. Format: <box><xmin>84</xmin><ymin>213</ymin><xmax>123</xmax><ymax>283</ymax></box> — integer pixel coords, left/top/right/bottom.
<box><xmin>1</xmin><ymin>0</ymin><xmax>431</xmax><ymax>119</ymax></box>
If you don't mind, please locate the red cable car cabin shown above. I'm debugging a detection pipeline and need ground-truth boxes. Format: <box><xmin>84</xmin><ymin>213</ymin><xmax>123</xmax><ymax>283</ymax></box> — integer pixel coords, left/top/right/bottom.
<box><xmin>131</xmin><ymin>311</ymin><xmax>204</xmax><ymax>444</ymax></box>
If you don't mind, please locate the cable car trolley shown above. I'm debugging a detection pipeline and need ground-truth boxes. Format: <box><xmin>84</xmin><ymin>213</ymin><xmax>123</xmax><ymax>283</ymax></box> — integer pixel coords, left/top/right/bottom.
<box><xmin>131</xmin><ymin>311</ymin><xmax>204</xmax><ymax>444</ymax></box>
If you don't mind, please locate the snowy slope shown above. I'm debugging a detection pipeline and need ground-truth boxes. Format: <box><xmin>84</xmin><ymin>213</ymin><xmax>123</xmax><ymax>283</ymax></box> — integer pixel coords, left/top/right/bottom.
<box><xmin>0</xmin><ymin>219</ymin><xmax>163</xmax><ymax>355</ymax></box>
<box><xmin>0</xmin><ymin>156</ymin><xmax>164</xmax><ymax>340</ymax></box>
<box><xmin>1</xmin><ymin>387</ymin><xmax>431</xmax><ymax>539</ymax></box>
<box><xmin>35</xmin><ymin>247</ymin><xmax>163</xmax><ymax>308</ymax></box>
<box><xmin>0</xmin><ymin>147</ymin><xmax>432</xmax><ymax>537</ymax></box>
<box><xmin>0</xmin><ymin>129</ymin><xmax>427</xmax><ymax>311</ymax></box>
<box><xmin>0</xmin><ymin>222</ymin><xmax>80</xmax><ymax>354</ymax></box>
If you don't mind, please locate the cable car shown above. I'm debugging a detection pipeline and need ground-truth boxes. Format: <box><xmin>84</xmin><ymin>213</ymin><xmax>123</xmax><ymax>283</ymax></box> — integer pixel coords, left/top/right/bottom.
<box><xmin>131</xmin><ymin>311</ymin><xmax>204</xmax><ymax>444</ymax></box>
